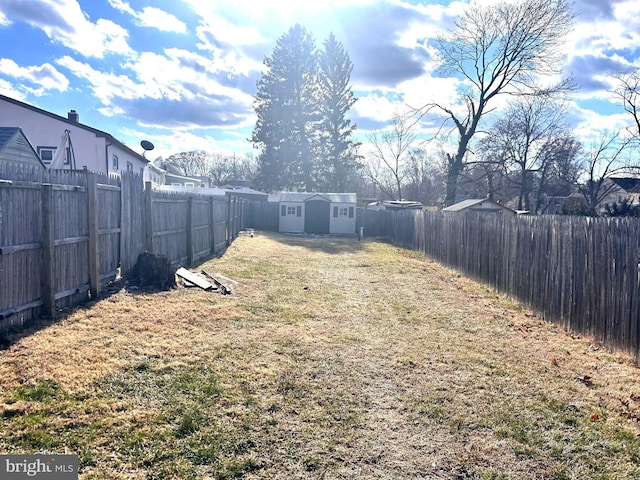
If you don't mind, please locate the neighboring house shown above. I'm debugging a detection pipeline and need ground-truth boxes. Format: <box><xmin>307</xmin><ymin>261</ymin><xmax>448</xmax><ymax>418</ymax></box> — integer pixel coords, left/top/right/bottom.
<box><xmin>144</xmin><ymin>158</ymin><xmax>204</xmax><ymax>187</ymax></box>
<box><xmin>164</xmin><ymin>171</ymin><xmax>204</xmax><ymax>187</ymax></box>
<box><xmin>144</xmin><ymin>162</ymin><xmax>167</xmax><ymax>185</ymax></box>
<box><xmin>277</xmin><ymin>192</ymin><xmax>357</xmax><ymax>234</ymax></box>
<box><xmin>0</xmin><ymin>127</ymin><xmax>46</xmax><ymax>169</ymax></box>
<box><xmin>605</xmin><ymin>177</ymin><xmax>640</xmax><ymax>205</ymax></box>
<box><xmin>0</xmin><ymin>94</ymin><xmax>148</xmax><ymax>175</ymax></box>
<box><xmin>442</xmin><ymin>198</ymin><xmax>515</xmax><ymax>215</ymax></box>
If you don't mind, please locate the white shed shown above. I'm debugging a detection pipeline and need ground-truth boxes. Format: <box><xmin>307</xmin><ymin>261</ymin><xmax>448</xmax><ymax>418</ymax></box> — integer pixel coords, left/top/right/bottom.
<box><xmin>277</xmin><ymin>192</ymin><xmax>357</xmax><ymax>235</ymax></box>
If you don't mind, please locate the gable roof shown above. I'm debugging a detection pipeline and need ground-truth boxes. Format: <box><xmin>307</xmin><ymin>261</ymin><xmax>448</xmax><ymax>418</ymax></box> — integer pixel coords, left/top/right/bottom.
<box><xmin>0</xmin><ymin>93</ymin><xmax>148</xmax><ymax>164</ymax></box>
<box><xmin>278</xmin><ymin>192</ymin><xmax>357</xmax><ymax>203</ymax></box>
<box><xmin>0</xmin><ymin>126</ymin><xmax>46</xmax><ymax>168</ymax></box>
<box><xmin>610</xmin><ymin>177</ymin><xmax>640</xmax><ymax>194</ymax></box>
<box><xmin>0</xmin><ymin>126</ymin><xmax>19</xmax><ymax>150</ymax></box>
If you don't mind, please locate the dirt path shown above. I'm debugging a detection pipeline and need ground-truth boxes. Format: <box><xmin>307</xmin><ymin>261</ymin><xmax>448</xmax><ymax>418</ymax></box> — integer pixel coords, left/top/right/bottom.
<box><xmin>1</xmin><ymin>232</ymin><xmax>640</xmax><ymax>479</ymax></box>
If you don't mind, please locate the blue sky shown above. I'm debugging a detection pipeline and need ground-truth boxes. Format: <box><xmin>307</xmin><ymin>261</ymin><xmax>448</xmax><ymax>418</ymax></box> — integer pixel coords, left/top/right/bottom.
<box><xmin>0</xmin><ymin>0</ymin><xmax>638</xmax><ymax>161</ymax></box>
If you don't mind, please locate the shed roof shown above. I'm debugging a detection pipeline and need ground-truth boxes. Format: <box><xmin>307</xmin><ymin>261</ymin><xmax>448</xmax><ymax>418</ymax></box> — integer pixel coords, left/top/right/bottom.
<box><xmin>278</xmin><ymin>192</ymin><xmax>357</xmax><ymax>203</ymax></box>
<box><xmin>442</xmin><ymin>198</ymin><xmax>513</xmax><ymax>213</ymax></box>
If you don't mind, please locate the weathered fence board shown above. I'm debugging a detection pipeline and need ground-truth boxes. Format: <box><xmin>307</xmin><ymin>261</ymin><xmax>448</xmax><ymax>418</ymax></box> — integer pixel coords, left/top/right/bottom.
<box><xmin>362</xmin><ymin>208</ymin><xmax>640</xmax><ymax>362</ymax></box>
<box><xmin>0</xmin><ymin>166</ymin><xmax>248</xmax><ymax>333</ymax></box>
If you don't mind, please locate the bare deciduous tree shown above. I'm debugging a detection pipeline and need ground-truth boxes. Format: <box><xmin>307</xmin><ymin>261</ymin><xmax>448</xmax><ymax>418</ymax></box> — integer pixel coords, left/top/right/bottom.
<box><xmin>579</xmin><ymin>132</ymin><xmax>636</xmax><ymax>214</ymax></box>
<box><xmin>363</xmin><ymin>113</ymin><xmax>417</xmax><ymax>200</ymax></box>
<box><xmin>612</xmin><ymin>68</ymin><xmax>640</xmax><ymax>139</ymax></box>
<box><xmin>480</xmin><ymin>97</ymin><xmax>570</xmax><ymax>211</ymax></box>
<box><xmin>420</xmin><ymin>0</ymin><xmax>576</xmax><ymax>206</ymax></box>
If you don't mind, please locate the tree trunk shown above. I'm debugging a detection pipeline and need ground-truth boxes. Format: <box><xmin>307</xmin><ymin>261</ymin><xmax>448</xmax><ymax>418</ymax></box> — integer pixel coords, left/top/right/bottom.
<box><xmin>444</xmin><ymin>155</ymin><xmax>464</xmax><ymax>206</ymax></box>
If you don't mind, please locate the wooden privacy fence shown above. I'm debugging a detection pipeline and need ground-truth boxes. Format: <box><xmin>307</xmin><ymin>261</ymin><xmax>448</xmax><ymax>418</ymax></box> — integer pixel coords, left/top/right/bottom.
<box><xmin>361</xmin><ymin>208</ymin><xmax>640</xmax><ymax>361</ymax></box>
<box><xmin>0</xmin><ymin>166</ymin><xmax>248</xmax><ymax>332</ymax></box>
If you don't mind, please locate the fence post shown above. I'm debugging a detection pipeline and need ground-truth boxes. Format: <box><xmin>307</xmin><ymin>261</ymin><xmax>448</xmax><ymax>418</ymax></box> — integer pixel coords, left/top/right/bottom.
<box><xmin>187</xmin><ymin>196</ymin><xmax>194</xmax><ymax>266</ymax></box>
<box><xmin>209</xmin><ymin>196</ymin><xmax>216</xmax><ymax>255</ymax></box>
<box><xmin>41</xmin><ymin>184</ymin><xmax>55</xmax><ymax>318</ymax></box>
<box><xmin>144</xmin><ymin>181</ymin><xmax>154</xmax><ymax>252</ymax></box>
<box><xmin>234</xmin><ymin>196</ymin><xmax>239</xmax><ymax>237</ymax></box>
<box><xmin>226</xmin><ymin>194</ymin><xmax>231</xmax><ymax>246</ymax></box>
<box><xmin>86</xmin><ymin>170</ymin><xmax>100</xmax><ymax>299</ymax></box>
<box><xmin>119</xmin><ymin>172</ymin><xmax>131</xmax><ymax>274</ymax></box>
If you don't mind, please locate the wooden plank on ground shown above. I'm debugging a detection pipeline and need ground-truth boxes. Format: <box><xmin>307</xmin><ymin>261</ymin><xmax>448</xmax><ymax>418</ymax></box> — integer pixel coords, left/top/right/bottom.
<box><xmin>201</xmin><ymin>270</ymin><xmax>232</xmax><ymax>295</ymax></box>
<box><xmin>176</xmin><ymin>267</ymin><xmax>215</xmax><ymax>291</ymax></box>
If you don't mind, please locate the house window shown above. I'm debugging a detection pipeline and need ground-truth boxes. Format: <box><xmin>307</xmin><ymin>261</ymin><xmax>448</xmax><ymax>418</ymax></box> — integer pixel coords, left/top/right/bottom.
<box><xmin>112</xmin><ymin>154</ymin><xmax>119</xmax><ymax>170</ymax></box>
<box><xmin>127</xmin><ymin>161</ymin><xmax>133</xmax><ymax>171</ymax></box>
<box><xmin>38</xmin><ymin>147</ymin><xmax>56</xmax><ymax>164</ymax></box>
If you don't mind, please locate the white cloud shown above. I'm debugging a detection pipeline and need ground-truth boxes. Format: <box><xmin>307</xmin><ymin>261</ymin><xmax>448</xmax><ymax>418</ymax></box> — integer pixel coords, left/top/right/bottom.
<box><xmin>0</xmin><ymin>78</ymin><xmax>25</xmax><ymax>99</ymax></box>
<box><xmin>138</xmin><ymin>6</ymin><xmax>186</xmax><ymax>33</ymax></box>
<box><xmin>0</xmin><ymin>58</ymin><xmax>69</xmax><ymax>92</ymax></box>
<box><xmin>0</xmin><ymin>11</ymin><xmax>10</xmax><ymax>26</ymax></box>
<box><xmin>195</xmin><ymin>17</ymin><xmax>264</xmax><ymax>49</ymax></box>
<box><xmin>0</xmin><ymin>0</ymin><xmax>133</xmax><ymax>58</ymax></box>
<box><xmin>572</xmin><ymin>105</ymin><xmax>634</xmax><ymax>141</ymax></box>
<box><xmin>353</xmin><ymin>93</ymin><xmax>401</xmax><ymax>126</ymax></box>
<box><xmin>56</xmin><ymin>55</ymin><xmax>144</xmax><ymax>104</ymax></box>
<box><xmin>119</xmin><ymin>126</ymin><xmax>248</xmax><ymax>159</ymax></box>
<box><xmin>108</xmin><ymin>0</ymin><xmax>187</xmax><ymax>33</ymax></box>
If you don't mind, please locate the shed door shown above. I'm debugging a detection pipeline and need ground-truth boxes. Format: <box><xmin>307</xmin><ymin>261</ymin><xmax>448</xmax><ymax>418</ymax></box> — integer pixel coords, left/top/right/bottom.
<box><xmin>305</xmin><ymin>200</ymin><xmax>330</xmax><ymax>234</ymax></box>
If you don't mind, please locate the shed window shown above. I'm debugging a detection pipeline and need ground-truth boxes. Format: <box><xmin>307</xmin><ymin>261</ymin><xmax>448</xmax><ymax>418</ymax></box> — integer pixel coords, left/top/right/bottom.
<box><xmin>287</xmin><ymin>206</ymin><xmax>296</xmax><ymax>215</ymax></box>
<box><xmin>334</xmin><ymin>207</ymin><xmax>349</xmax><ymax>217</ymax></box>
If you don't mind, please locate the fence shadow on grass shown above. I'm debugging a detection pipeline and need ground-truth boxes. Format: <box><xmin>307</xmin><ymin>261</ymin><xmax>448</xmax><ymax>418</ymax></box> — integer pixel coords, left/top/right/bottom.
<box><xmin>265</xmin><ymin>232</ymin><xmax>366</xmax><ymax>255</ymax></box>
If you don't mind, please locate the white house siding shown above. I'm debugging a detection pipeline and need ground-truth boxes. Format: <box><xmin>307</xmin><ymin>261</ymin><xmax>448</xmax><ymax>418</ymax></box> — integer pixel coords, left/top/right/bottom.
<box><xmin>0</xmin><ymin>95</ymin><xmax>147</xmax><ymax>176</ymax></box>
<box><xmin>279</xmin><ymin>201</ymin><xmax>305</xmax><ymax>233</ymax></box>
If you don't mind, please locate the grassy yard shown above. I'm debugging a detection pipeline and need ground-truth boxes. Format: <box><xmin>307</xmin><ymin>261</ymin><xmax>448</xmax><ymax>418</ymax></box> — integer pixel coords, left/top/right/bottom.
<box><xmin>2</xmin><ymin>231</ymin><xmax>640</xmax><ymax>479</ymax></box>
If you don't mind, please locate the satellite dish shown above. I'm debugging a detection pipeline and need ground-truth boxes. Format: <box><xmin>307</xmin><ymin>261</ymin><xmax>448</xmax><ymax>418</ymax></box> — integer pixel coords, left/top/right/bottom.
<box><xmin>140</xmin><ymin>140</ymin><xmax>155</xmax><ymax>151</ymax></box>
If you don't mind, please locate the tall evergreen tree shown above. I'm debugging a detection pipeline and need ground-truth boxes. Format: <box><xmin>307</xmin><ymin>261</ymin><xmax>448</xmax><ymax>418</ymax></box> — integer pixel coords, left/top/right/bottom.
<box><xmin>252</xmin><ymin>24</ymin><xmax>320</xmax><ymax>192</ymax></box>
<box><xmin>317</xmin><ymin>33</ymin><xmax>360</xmax><ymax>192</ymax></box>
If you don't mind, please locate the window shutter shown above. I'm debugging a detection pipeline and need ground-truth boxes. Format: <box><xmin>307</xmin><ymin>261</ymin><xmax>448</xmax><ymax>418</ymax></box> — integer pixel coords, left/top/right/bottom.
<box><xmin>296</xmin><ymin>206</ymin><xmax>302</xmax><ymax>217</ymax></box>
<box><xmin>333</xmin><ymin>206</ymin><xmax>338</xmax><ymax>218</ymax></box>
<box><xmin>281</xmin><ymin>205</ymin><xmax>286</xmax><ymax>216</ymax></box>
<box><xmin>349</xmin><ymin>207</ymin><xmax>354</xmax><ymax>218</ymax></box>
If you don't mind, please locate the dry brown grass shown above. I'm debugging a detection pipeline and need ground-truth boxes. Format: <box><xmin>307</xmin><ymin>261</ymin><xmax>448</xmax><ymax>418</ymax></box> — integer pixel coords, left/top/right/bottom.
<box><xmin>2</xmin><ymin>231</ymin><xmax>640</xmax><ymax>479</ymax></box>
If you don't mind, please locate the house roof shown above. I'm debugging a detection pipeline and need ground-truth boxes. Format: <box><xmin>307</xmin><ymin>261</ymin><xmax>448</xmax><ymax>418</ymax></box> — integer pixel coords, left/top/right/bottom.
<box><xmin>0</xmin><ymin>93</ymin><xmax>148</xmax><ymax>164</ymax></box>
<box><xmin>278</xmin><ymin>192</ymin><xmax>357</xmax><ymax>203</ymax></box>
<box><xmin>442</xmin><ymin>198</ymin><xmax>513</xmax><ymax>213</ymax></box>
<box><xmin>610</xmin><ymin>177</ymin><xmax>640</xmax><ymax>193</ymax></box>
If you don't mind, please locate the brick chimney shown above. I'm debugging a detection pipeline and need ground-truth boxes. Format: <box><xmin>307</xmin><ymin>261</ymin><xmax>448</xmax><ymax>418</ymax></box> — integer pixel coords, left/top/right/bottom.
<box><xmin>67</xmin><ymin>109</ymin><xmax>79</xmax><ymax>122</ymax></box>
